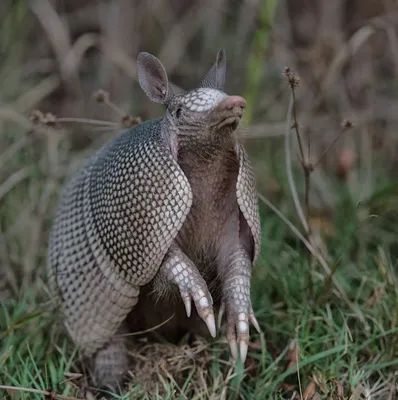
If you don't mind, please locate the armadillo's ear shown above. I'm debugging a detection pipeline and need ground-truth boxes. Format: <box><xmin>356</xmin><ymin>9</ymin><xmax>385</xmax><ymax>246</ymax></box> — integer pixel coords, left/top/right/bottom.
<box><xmin>137</xmin><ymin>52</ymin><xmax>174</xmax><ymax>104</ymax></box>
<box><xmin>198</xmin><ymin>48</ymin><xmax>226</xmax><ymax>91</ymax></box>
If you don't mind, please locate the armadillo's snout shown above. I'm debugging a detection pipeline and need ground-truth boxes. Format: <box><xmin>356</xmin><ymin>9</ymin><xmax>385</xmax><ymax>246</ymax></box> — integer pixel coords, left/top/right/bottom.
<box><xmin>223</xmin><ymin>96</ymin><xmax>247</xmax><ymax>112</ymax></box>
<box><xmin>218</xmin><ymin>96</ymin><xmax>246</xmax><ymax>117</ymax></box>
<box><xmin>212</xmin><ymin>95</ymin><xmax>246</xmax><ymax>129</ymax></box>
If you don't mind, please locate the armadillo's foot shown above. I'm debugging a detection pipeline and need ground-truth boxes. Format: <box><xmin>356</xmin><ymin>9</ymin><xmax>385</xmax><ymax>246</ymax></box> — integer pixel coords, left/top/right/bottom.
<box><xmin>219</xmin><ymin>299</ymin><xmax>260</xmax><ymax>363</ymax></box>
<box><xmin>162</xmin><ymin>245</ymin><xmax>216</xmax><ymax>337</ymax></box>
<box><xmin>220</xmin><ymin>248</ymin><xmax>261</xmax><ymax>363</ymax></box>
<box><xmin>90</xmin><ymin>332</ymin><xmax>129</xmax><ymax>394</ymax></box>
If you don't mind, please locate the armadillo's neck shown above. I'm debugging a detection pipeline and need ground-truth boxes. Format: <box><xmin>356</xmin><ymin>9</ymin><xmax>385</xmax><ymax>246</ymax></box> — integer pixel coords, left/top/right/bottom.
<box><xmin>178</xmin><ymin>134</ymin><xmax>237</xmax><ymax>167</ymax></box>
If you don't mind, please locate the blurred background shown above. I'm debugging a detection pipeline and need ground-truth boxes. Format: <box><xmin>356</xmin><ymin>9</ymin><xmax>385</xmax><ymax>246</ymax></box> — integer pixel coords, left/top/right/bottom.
<box><xmin>1</xmin><ymin>0</ymin><xmax>398</xmax><ymax>398</ymax></box>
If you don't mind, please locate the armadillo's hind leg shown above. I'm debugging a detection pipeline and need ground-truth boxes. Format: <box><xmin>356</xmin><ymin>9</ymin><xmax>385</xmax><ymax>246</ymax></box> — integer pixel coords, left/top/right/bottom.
<box><xmin>90</xmin><ymin>324</ymin><xmax>130</xmax><ymax>394</ymax></box>
<box><xmin>218</xmin><ymin>246</ymin><xmax>261</xmax><ymax>364</ymax></box>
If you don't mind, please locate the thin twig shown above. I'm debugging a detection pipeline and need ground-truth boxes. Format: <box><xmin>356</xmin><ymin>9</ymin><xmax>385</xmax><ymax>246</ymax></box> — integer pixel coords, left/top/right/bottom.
<box><xmin>116</xmin><ymin>314</ymin><xmax>175</xmax><ymax>337</ymax></box>
<box><xmin>313</xmin><ymin>120</ymin><xmax>353</xmax><ymax>169</ymax></box>
<box><xmin>284</xmin><ymin>92</ymin><xmax>309</xmax><ymax>233</ymax></box>
<box><xmin>283</xmin><ymin>77</ymin><xmax>314</xmax><ymax>296</ymax></box>
<box><xmin>303</xmin><ymin>169</ymin><xmax>311</xmax><ymax>223</ymax></box>
<box><xmin>56</xmin><ymin>117</ymin><xmax>119</xmax><ymax>127</ymax></box>
<box><xmin>93</xmin><ymin>90</ymin><xmax>142</xmax><ymax>127</ymax></box>
<box><xmin>283</xmin><ymin>70</ymin><xmax>353</xmax><ymax>299</ymax></box>
<box><xmin>291</xmin><ymin>86</ymin><xmax>305</xmax><ymax>163</ymax></box>
<box><xmin>0</xmin><ymin>385</ymin><xmax>83</xmax><ymax>400</ymax></box>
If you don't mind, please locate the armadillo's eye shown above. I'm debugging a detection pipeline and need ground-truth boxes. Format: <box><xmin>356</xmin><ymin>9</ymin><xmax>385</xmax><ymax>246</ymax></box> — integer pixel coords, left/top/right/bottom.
<box><xmin>175</xmin><ymin>108</ymin><xmax>182</xmax><ymax>118</ymax></box>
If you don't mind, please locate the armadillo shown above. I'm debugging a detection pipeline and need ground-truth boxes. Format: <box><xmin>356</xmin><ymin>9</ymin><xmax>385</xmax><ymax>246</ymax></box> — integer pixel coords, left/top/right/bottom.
<box><xmin>47</xmin><ymin>49</ymin><xmax>261</xmax><ymax>390</ymax></box>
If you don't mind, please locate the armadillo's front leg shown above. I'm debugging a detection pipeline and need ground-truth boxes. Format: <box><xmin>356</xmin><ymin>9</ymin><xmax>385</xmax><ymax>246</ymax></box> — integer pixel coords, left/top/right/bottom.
<box><xmin>159</xmin><ymin>244</ymin><xmax>216</xmax><ymax>337</ymax></box>
<box><xmin>219</xmin><ymin>246</ymin><xmax>260</xmax><ymax>363</ymax></box>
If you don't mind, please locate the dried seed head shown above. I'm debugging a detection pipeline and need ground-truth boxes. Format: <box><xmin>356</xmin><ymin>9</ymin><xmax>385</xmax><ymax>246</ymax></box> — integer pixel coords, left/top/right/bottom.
<box><xmin>341</xmin><ymin>119</ymin><xmax>354</xmax><ymax>129</ymax></box>
<box><xmin>283</xmin><ymin>66</ymin><xmax>291</xmax><ymax>76</ymax></box>
<box><xmin>282</xmin><ymin>67</ymin><xmax>300</xmax><ymax>88</ymax></box>
<box><xmin>30</xmin><ymin>110</ymin><xmax>44</xmax><ymax>125</ymax></box>
<box><xmin>290</xmin><ymin>75</ymin><xmax>300</xmax><ymax>88</ymax></box>
<box><xmin>43</xmin><ymin>112</ymin><xmax>57</xmax><ymax>126</ymax></box>
<box><xmin>121</xmin><ymin>114</ymin><xmax>142</xmax><ymax>128</ymax></box>
<box><xmin>29</xmin><ymin>110</ymin><xmax>58</xmax><ymax>127</ymax></box>
<box><xmin>94</xmin><ymin>89</ymin><xmax>110</xmax><ymax>103</ymax></box>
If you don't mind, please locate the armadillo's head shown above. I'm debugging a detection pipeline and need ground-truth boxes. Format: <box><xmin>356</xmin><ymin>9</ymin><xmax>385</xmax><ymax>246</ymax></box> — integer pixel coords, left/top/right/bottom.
<box><xmin>136</xmin><ymin>49</ymin><xmax>246</xmax><ymax>148</ymax></box>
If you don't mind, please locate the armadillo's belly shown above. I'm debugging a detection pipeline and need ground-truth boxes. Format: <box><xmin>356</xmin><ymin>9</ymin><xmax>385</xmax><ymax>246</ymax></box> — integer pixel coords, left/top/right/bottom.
<box><xmin>47</xmin><ymin>163</ymin><xmax>140</xmax><ymax>357</ymax></box>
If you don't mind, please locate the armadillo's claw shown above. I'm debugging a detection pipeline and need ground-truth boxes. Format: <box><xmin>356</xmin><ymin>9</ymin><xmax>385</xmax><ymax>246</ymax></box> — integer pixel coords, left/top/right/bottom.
<box><xmin>163</xmin><ymin>253</ymin><xmax>215</xmax><ymax>337</ymax></box>
<box><xmin>237</xmin><ymin>312</ymin><xmax>250</xmax><ymax>363</ymax></box>
<box><xmin>191</xmin><ymin>287</ymin><xmax>216</xmax><ymax>337</ymax></box>
<box><xmin>223</xmin><ymin>298</ymin><xmax>259</xmax><ymax>363</ymax></box>
<box><xmin>181</xmin><ymin>293</ymin><xmax>192</xmax><ymax>317</ymax></box>
<box><xmin>217</xmin><ymin>302</ymin><xmax>225</xmax><ymax>329</ymax></box>
<box><xmin>239</xmin><ymin>341</ymin><xmax>248</xmax><ymax>363</ymax></box>
<box><xmin>180</xmin><ymin>288</ymin><xmax>216</xmax><ymax>337</ymax></box>
<box><xmin>180</xmin><ymin>289</ymin><xmax>215</xmax><ymax>337</ymax></box>
<box><xmin>228</xmin><ymin>337</ymin><xmax>238</xmax><ymax>360</ymax></box>
<box><xmin>226</xmin><ymin>308</ymin><xmax>249</xmax><ymax>363</ymax></box>
<box><xmin>249</xmin><ymin>312</ymin><xmax>261</xmax><ymax>333</ymax></box>
<box><xmin>205</xmin><ymin>313</ymin><xmax>216</xmax><ymax>338</ymax></box>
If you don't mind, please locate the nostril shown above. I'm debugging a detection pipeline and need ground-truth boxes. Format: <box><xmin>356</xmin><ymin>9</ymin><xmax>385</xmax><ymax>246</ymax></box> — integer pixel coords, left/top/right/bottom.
<box><xmin>220</xmin><ymin>96</ymin><xmax>247</xmax><ymax>111</ymax></box>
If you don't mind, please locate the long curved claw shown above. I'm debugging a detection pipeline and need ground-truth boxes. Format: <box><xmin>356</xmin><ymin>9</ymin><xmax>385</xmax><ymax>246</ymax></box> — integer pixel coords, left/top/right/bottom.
<box><xmin>239</xmin><ymin>341</ymin><xmax>248</xmax><ymax>363</ymax></box>
<box><xmin>180</xmin><ymin>290</ymin><xmax>215</xmax><ymax>337</ymax></box>
<box><xmin>193</xmin><ymin>288</ymin><xmax>216</xmax><ymax>337</ymax></box>
<box><xmin>229</xmin><ymin>337</ymin><xmax>238</xmax><ymax>360</ymax></box>
<box><xmin>237</xmin><ymin>312</ymin><xmax>250</xmax><ymax>363</ymax></box>
<box><xmin>180</xmin><ymin>286</ymin><xmax>216</xmax><ymax>337</ymax></box>
<box><xmin>226</xmin><ymin>313</ymin><xmax>238</xmax><ymax>359</ymax></box>
<box><xmin>205</xmin><ymin>313</ymin><xmax>216</xmax><ymax>338</ymax></box>
<box><xmin>181</xmin><ymin>292</ymin><xmax>192</xmax><ymax>317</ymax></box>
<box><xmin>223</xmin><ymin>302</ymin><xmax>260</xmax><ymax>363</ymax></box>
<box><xmin>249</xmin><ymin>312</ymin><xmax>261</xmax><ymax>333</ymax></box>
<box><xmin>163</xmin><ymin>252</ymin><xmax>216</xmax><ymax>337</ymax></box>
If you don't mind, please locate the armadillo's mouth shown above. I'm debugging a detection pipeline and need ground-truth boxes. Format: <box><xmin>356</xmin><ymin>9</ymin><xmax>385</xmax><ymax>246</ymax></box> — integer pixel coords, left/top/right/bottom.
<box><xmin>210</xmin><ymin>95</ymin><xmax>246</xmax><ymax>131</ymax></box>
<box><xmin>216</xmin><ymin>115</ymin><xmax>242</xmax><ymax>130</ymax></box>
<box><xmin>211</xmin><ymin>110</ymin><xmax>244</xmax><ymax>131</ymax></box>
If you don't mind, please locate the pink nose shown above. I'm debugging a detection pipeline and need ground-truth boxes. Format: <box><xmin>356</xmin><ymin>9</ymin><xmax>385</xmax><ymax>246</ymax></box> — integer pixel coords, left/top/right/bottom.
<box><xmin>221</xmin><ymin>95</ymin><xmax>247</xmax><ymax>110</ymax></box>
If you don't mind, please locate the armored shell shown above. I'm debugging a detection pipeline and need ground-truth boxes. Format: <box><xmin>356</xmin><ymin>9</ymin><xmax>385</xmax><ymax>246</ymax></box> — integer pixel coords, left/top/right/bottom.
<box><xmin>48</xmin><ymin>120</ymin><xmax>192</xmax><ymax>355</ymax></box>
